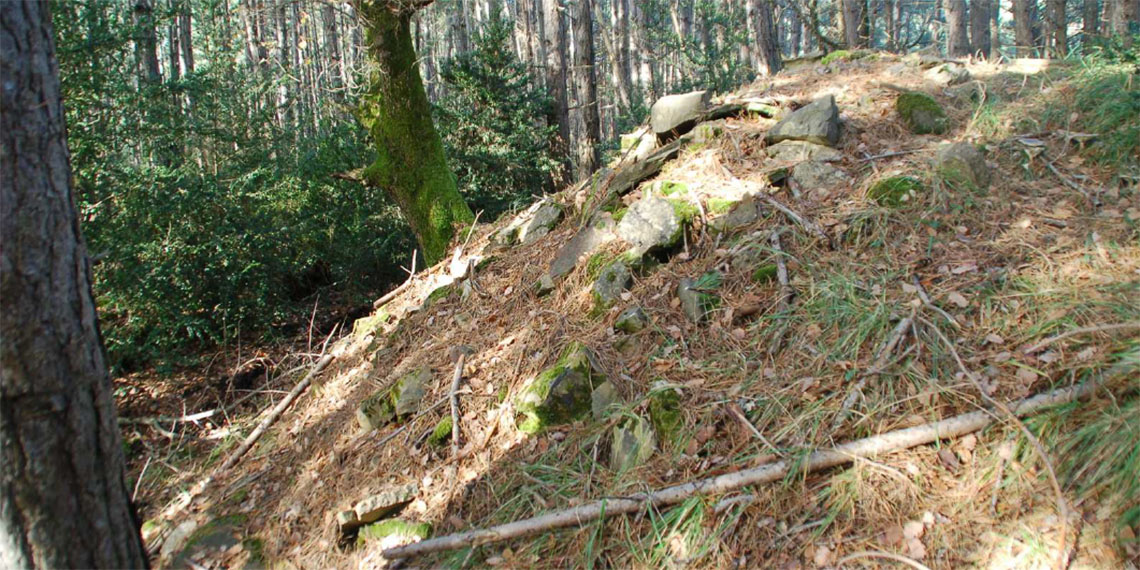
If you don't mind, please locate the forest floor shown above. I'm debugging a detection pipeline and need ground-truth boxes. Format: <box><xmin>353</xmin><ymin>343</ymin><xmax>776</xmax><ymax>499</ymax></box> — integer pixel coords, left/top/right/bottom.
<box><xmin>120</xmin><ymin>53</ymin><xmax>1139</xmax><ymax>570</ymax></box>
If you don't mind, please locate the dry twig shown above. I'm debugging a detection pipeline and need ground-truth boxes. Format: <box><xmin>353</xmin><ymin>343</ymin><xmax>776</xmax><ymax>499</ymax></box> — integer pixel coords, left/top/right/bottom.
<box><xmin>1022</xmin><ymin>322</ymin><xmax>1140</xmax><ymax>354</ymax></box>
<box><xmin>450</xmin><ymin>352</ymin><xmax>468</xmax><ymax>456</ymax></box>
<box><xmin>768</xmin><ymin>228</ymin><xmax>795</xmax><ymax>355</ymax></box>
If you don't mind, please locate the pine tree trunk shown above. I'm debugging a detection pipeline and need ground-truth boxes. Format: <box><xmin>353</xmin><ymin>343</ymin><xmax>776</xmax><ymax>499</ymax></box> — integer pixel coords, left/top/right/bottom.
<box><xmin>971</xmin><ymin>0</ymin><xmax>992</xmax><ymax>56</ymax></box>
<box><xmin>1112</xmin><ymin>0</ymin><xmax>1137</xmax><ymax>48</ymax></box>
<box><xmin>841</xmin><ymin>0</ymin><xmax>866</xmax><ymax>47</ymax></box>
<box><xmin>0</xmin><ymin>2</ymin><xmax>148</xmax><ymax>567</ymax></box>
<box><xmin>571</xmin><ymin>0</ymin><xmax>600</xmax><ymax>179</ymax></box>
<box><xmin>990</xmin><ymin>0</ymin><xmax>1002</xmax><ymax>57</ymax></box>
<box><xmin>543</xmin><ymin>0</ymin><xmax>571</xmax><ymax>184</ymax></box>
<box><xmin>1014</xmin><ymin>0</ymin><xmax>1041</xmax><ymax>56</ymax></box>
<box><xmin>1084</xmin><ymin>0</ymin><xmax>1101</xmax><ymax>50</ymax></box>
<box><xmin>132</xmin><ymin>0</ymin><xmax>162</xmax><ymax>84</ymax></box>
<box><xmin>356</xmin><ymin>1</ymin><xmax>474</xmax><ymax>264</ymax></box>
<box><xmin>1048</xmin><ymin>0</ymin><xmax>1068</xmax><ymax>56</ymax></box>
<box><xmin>180</xmin><ymin>0</ymin><xmax>194</xmax><ymax>73</ymax></box>
<box><xmin>751</xmin><ymin>0</ymin><xmax>783</xmax><ymax>75</ymax></box>
<box><xmin>945</xmin><ymin>0</ymin><xmax>970</xmax><ymax>56</ymax></box>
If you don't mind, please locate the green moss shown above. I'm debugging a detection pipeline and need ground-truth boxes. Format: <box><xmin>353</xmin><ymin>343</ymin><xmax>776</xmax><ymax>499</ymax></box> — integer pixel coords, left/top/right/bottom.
<box><xmin>242</xmin><ymin>538</ymin><xmax>265</xmax><ymax>566</ymax></box>
<box><xmin>428</xmin><ymin>416</ymin><xmax>453</xmax><ymax>446</ymax></box>
<box><xmin>515</xmin><ymin>342</ymin><xmax>602</xmax><ymax>433</ymax></box>
<box><xmin>585</xmin><ymin>252</ymin><xmax>611</xmax><ymax>279</ymax></box>
<box><xmin>424</xmin><ymin>284</ymin><xmax>455</xmax><ymax>306</ymax></box>
<box><xmin>649</xmin><ymin>385</ymin><xmax>684</xmax><ymax>449</ymax></box>
<box><xmin>707</xmin><ymin>197</ymin><xmax>736</xmax><ymax>215</ymax></box>
<box><xmin>751</xmin><ymin>264</ymin><xmax>779</xmax><ymax>283</ymax></box>
<box><xmin>867</xmin><ymin>176</ymin><xmax>925</xmax><ymax>207</ymax></box>
<box><xmin>352</xmin><ymin>311</ymin><xmax>389</xmax><ymax>337</ymax></box>
<box><xmin>659</xmin><ymin>181</ymin><xmax>689</xmax><ymax>196</ymax></box>
<box><xmin>187</xmin><ymin>514</ymin><xmax>247</xmax><ymax>546</ymax></box>
<box><xmin>668</xmin><ymin>198</ymin><xmax>700</xmax><ymax>227</ymax></box>
<box><xmin>896</xmin><ymin>92</ymin><xmax>948</xmax><ymax>135</ymax></box>
<box><xmin>821</xmin><ymin>49</ymin><xmax>873</xmax><ymax>65</ymax></box>
<box><xmin>356</xmin><ymin>519</ymin><xmax>432</xmax><ymax>547</ymax></box>
<box><xmin>611</xmin><ymin>206</ymin><xmax>629</xmax><ymax>223</ymax></box>
<box><xmin>357</xmin><ymin>4</ymin><xmax>474</xmax><ymax>264</ymax></box>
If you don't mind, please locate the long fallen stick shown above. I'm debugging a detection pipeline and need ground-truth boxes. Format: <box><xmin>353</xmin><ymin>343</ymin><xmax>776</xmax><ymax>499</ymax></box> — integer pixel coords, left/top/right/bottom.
<box><xmin>382</xmin><ymin>381</ymin><xmax>1097</xmax><ymax>560</ymax></box>
<box><xmin>218</xmin><ymin>353</ymin><xmax>334</xmax><ymax>472</ymax></box>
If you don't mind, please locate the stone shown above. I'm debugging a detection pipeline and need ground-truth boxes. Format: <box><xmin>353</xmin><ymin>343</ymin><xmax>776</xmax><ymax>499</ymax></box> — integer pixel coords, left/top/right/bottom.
<box><xmin>924</xmin><ymin>62</ymin><xmax>970</xmax><ymax>86</ymax></box>
<box><xmin>355</xmin><ymin>367</ymin><xmax>430</xmax><ymax>431</ymax></box>
<box><xmin>711</xmin><ymin>193</ymin><xmax>764</xmax><ymax>233</ymax></box>
<box><xmin>614</xmin><ymin>306</ymin><xmax>650</xmax><ymax>333</ymax></box>
<box><xmin>677</xmin><ymin>272</ymin><xmax>722</xmax><ymax>323</ymax></box>
<box><xmin>352</xmin><ymin>312</ymin><xmax>388</xmax><ymax>337</ymax></box>
<box><xmin>616</xmin><ymin>194</ymin><xmax>691</xmax><ymax>255</ymax></box>
<box><xmin>170</xmin><ymin>519</ymin><xmax>240</xmax><ymax>569</ymax></box>
<box><xmin>649</xmin><ymin>382</ymin><xmax>684</xmax><ymax>449</ymax></box>
<box><xmin>610</xmin><ymin>416</ymin><xmax>657</xmax><ymax>472</ymax></box>
<box><xmin>593</xmin><ymin>260</ymin><xmax>633</xmax><ymax>313</ymax></box>
<box><xmin>765</xmin><ymin>94</ymin><xmax>840</xmax><ymax>147</ymax></box>
<box><xmin>519</xmin><ymin>200</ymin><xmax>564</xmax><ymax>244</ymax></box>
<box><xmin>896</xmin><ymin>91</ymin><xmax>948</xmax><ymax>135</ymax></box>
<box><xmin>934</xmin><ymin>142</ymin><xmax>990</xmax><ymax>191</ymax></box>
<box><xmin>516</xmin><ymin>342</ymin><xmax>605</xmax><ymax>433</ymax></box>
<box><xmin>650</xmin><ymin>90</ymin><xmax>712</xmax><ymax>140</ymax></box>
<box><xmin>867</xmin><ymin>176</ymin><xmax>925</xmax><ymax>207</ymax></box>
<box><xmin>591</xmin><ymin>381</ymin><xmax>620</xmax><ymax>420</ymax></box>
<box><xmin>548</xmin><ymin>213</ymin><xmax>617</xmax><ymax>281</ymax></box>
<box><xmin>691</xmin><ymin>120</ymin><xmax>724</xmax><ymax>144</ymax></box>
<box><xmin>619</xmin><ymin>127</ymin><xmax>657</xmax><ymax>162</ymax></box>
<box><xmin>352</xmin><ymin>483</ymin><xmax>418</xmax><ymax>527</ymax></box>
<box><xmin>765</xmin><ymin>140</ymin><xmax>842</xmax><ymax>162</ymax></box>
<box><xmin>792</xmin><ymin>161</ymin><xmax>850</xmax><ymax>193</ymax></box>
<box><xmin>356</xmin><ymin>519</ymin><xmax>432</xmax><ymax>548</ymax></box>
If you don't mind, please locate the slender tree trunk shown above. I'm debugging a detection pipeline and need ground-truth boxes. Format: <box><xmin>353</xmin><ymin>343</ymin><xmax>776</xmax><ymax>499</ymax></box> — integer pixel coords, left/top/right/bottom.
<box><xmin>168</xmin><ymin>0</ymin><xmax>182</xmax><ymax>80</ymax></box>
<box><xmin>1112</xmin><ymin>0</ymin><xmax>1137</xmax><ymax>47</ymax></box>
<box><xmin>971</xmin><ymin>0</ymin><xmax>992</xmax><ymax>56</ymax></box>
<box><xmin>0</xmin><ymin>2</ymin><xmax>149</xmax><ymax>568</ymax></box>
<box><xmin>180</xmin><ymin>1</ymin><xmax>195</xmax><ymax>74</ymax></box>
<box><xmin>322</xmin><ymin>3</ymin><xmax>344</xmax><ymax>98</ymax></box>
<box><xmin>1013</xmin><ymin>0</ymin><xmax>1043</xmax><ymax>56</ymax></box>
<box><xmin>751</xmin><ymin>0</ymin><xmax>783</xmax><ymax>75</ymax></box>
<box><xmin>355</xmin><ymin>1</ymin><xmax>474</xmax><ymax>264</ymax></box>
<box><xmin>788</xmin><ymin>2</ymin><xmax>803</xmax><ymax>56</ymax></box>
<box><xmin>451</xmin><ymin>0</ymin><xmax>470</xmax><ymax>55</ymax></box>
<box><xmin>132</xmin><ymin>0</ymin><xmax>161</xmax><ymax>84</ymax></box>
<box><xmin>570</xmin><ymin>0</ymin><xmax>600</xmax><ymax>179</ymax></box>
<box><xmin>1084</xmin><ymin>0</ymin><xmax>1101</xmax><ymax>49</ymax></box>
<box><xmin>1048</xmin><ymin>0</ymin><xmax>1068</xmax><ymax>56</ymax></box>
<box><xmin>990</xmin><ymin>0</ymin><xmax>1002</xmax><ymax>57</ymax></box>
<box><xmin>543</xmin><ymin>0</ymin><xmax>571</xmax><ymax>184</ymax></box>
<box><xmin>945</xmin><ymin>0</ymin><xmax>970</xmax><ymax>56</ymax></box>
<box><xmin>841</xmin><ymin>0</ymin><xmax>867</xmax><ymax>47</ymax></box>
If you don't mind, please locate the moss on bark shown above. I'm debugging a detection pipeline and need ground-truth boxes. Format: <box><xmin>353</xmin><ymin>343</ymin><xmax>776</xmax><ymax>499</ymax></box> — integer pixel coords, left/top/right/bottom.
<box><xmin>357</xmin><ymin>3</ymin><xmax>474</xmax><ymax>264</ymax></box>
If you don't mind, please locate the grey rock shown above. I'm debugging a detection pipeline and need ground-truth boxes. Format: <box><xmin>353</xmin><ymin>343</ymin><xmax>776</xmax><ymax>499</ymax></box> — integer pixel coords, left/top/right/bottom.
<box><xmin>610</xmin><ymin>416</ymin><xmax>657</xmax><ymax>472</ymax></box>
<box><xmin>691</xmin><ymin>120</ymin><xmax>724</xmax><ymax>144</ymax></box>
<box><xmin>355</xmin><ymin>367</ymin><xmax>430</xmax><ymax>431</ymax></box>
<box><xmin>677</xmin><ymin>275</ymin><xmax>721</xmax><ymax>323</ymax></box>
<box><xmin>711</xmin><ymin>193</ymin><xmax>764</xmax><ymax>232</ymax></box>
<box><xmin>519</xmin><ymin>200</ymin><xmax>564</xmax><ymax>244</ymax></box>
<box><xmin>591</xmin><ymin>381</ymin><xmax>620</xmax><ymax>420</ymax></box>
<box><xmin>593</xmin><ymin>261</ymin><xmax>632</xmax><ymax>312</ymax></box>
<box><xmin>650</xmin><ymin>90</ymin><xmax>711</xmax><ymax>139</ymax></box>
<box><xmin>935</xmin><ymin>142</ymin><xmax>990</xmax><ymax>190</ymax></box>
<box><xmin>765</xmin><ymin>140</ymin><xmax>843</xmax><ymax>162</ymax></box>
<box><xmin>351</xmin><ymin>483</ymin><xmax>418</xmax><ymax>528</ymax></box>
<box><xmin>393</xmin><ymin>367</ymin><xmax>429</xmax><ymax>417</ymax></box>
<box><xmin>765</xmin><ymin>94</ymin><xmax>840</xmax><ymax>147</ymax></box>
<box><xmin>792</xmin><ymin>161</ymin><xmax>850</xmax><ymax>192</ymax></box>
<box><xmin>548</xmin><ymin>213</ymin><xmax>617</xmax><ymax>281</ymax></box>
<box><xmin>614</xmin><ymin>306</ymin><xmax>650</xmax><ymax>333</ymax></box>
<box><xmin>516</xmin><ymin>342</ymin><xmax>605</xmax><ymax>433</ymax></box>
<box><xmin>616</xmin><ymin>194</ymin><xmax>684</xmax><ymax>255</ymax></box>
<box><xmin>925</xmin><ymin>62</ymin><xmax>970</xmax><ymax>86</ymax></box>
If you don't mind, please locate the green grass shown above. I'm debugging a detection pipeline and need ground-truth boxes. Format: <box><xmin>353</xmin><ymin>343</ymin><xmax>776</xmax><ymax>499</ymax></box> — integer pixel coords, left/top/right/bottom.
<box><xmin>1047</xmin><ymin>62</ymin><xmax>1140</xmax><ymax>166</ymax></box>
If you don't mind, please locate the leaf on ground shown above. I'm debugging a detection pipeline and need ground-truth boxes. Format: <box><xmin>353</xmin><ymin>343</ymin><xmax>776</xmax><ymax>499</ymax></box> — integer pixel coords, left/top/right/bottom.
<box><xmin>947</xmin><ymin>291</ymin><xmax>968</xmax><ymax>308</ymax></box>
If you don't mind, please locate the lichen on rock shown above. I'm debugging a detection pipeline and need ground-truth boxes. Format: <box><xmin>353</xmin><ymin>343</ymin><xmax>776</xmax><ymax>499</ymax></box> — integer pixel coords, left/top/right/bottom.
<box><xmin>896</xmin><ymin>91</ymin><xmax>948</xmax><ymax>135</ymax></box>
<box><xmin>516</xmin><ymin>342</ymin><xmax>605</xmax><ymax>433</ymax></box>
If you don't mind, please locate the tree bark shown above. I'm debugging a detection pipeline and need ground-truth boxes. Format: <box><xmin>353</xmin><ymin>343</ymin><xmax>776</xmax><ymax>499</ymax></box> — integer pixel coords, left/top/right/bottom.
<box><xmin>945</xmin><ymin>0</ymin><xmax>970</xmax><ymax>56</ymax></box>
<box><xmin>543</xmin><ymin>0</ymin><xmax>571</xmax><ymax>184</ymax></box>
<box><xmin>1013</xmin><ymin>0</ymin><xmax>1042</xmax><ymax>56</ymax></box>
<box><xmin>571</xmin><ymin>0</ymin><xmax>600</xmax><ymax>179</ymax></box>
<box><xmin>132</xmin><ymin>0</ymin><xmax>162</xmax><ymax>84</ymax></box>
<box><xmin>1048</xmin><ymin>0</ymin><xmax>1068</xmax><ymax>57</ymax></box>
<box><xmin>971</xmin><ymin>0</ymin><xmax>992</xmax><ymax>56</ymax></box>
<box><xmin>751</xmin><ymin>0</ymin><xmax>783</xmax><ymax>75</ymax></box>
<box><xmin>179</xmin><ymin>0</ymin><xmax>194</xmax><ymax>74</ymax></box>
<box><xmin>990</xmin><ymin>0</ymin><xmax>1002</xmax><ymax>57</ymax></box>
<box><xmin>841</xmin><ymin>0</ymin><xmax>867</xmax><ymax>47</ymax></box>
<box><xmin>1111</xmin><ymin>0</ymin><xmax>1137</xmax><ymax>47</ymax></box>
<box><xmin>356</xmin><ymin>1</ymin><xmax>475</xmax><ymax>264</ymax></box>
<box><xmin>0</xmin><ymin>2</ymin><xmax>149</xmax><ymax>567</ymax></box>
<box><xmin>1083</xmin><ymin>0</ymin><xmax>1101</xmax><ymax>50</ymax></box>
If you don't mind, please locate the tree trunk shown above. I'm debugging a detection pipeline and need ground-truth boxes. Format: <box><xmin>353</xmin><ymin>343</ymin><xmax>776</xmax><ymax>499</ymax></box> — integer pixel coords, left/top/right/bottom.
<box><xmin>132</xmin><ymin>0</ymin><xmax>161</xmax><ymax>84</ymax></box>
<box><xmin>0</xmin><ymin>2</ymin><xmax>148</xmax><ymax>567</ymax></box>
<box><xmin>570</xmin><ymin>0</ymin><xmax>600</xmax><ymax>179</ymax></box>
<box><xmin>751</xmin><ymin>0</ymin><xmax>783</xmax><ymax>75</ymax></box>
<box><xmin>971</xmin><ymin>0</ymin><xmax>992</xmax><ymax>56</ymax></box>
<box><xmin>945</xmin><ymin>0</ymin><xmax>970</xmax><ymax>56</ymax></box>
<box><xmin>1111</xmin><ymin>0</ymin><xmax>1137</xmax><ymax>47</ymax></box>
<box><xmin>990</xmin><ymin>0</ymin><xmax>1002</xmax><ymax>57</ymax></box>
<box><xmin>841</xmin><ymin>0</ymin><xmax>867</xmax><ymax>47</ymax></box>
<box><xmin>543</xmin><ymin>0</ymin><xmax>571</xmax><ymax>184</ymax></box>
<box><xmin>1014</xmin><ymin>0</ymin><xmax>1041</xmax><ymax>56</ymax></box>
<box><xmin>1083</xmin><ymin>0</ymin><xmax>1101</xmax><ymax>50</ymax></box>
<box><xmin>179</xmin><ymin>0</ymin><xmax>195</xmax><ymax>74</ymax></box>
<box><xmin>885</xmin><ymin>0</ymin><xmax>900</xmax><ymax>52</ymax></box>
<box><xmin>451</xmin><ymin>0</ymin><xmax>470</xmax><ymax>55</ymax></box>
<box><xmin>1048</xmin><ymin>0</ymin><xmax>1068</xmax><ymax>57</ymax></box>
<box><xmin>356</xmin><ymin>1</ymin><xmax>475</xmax><ymax>264</ymax></box>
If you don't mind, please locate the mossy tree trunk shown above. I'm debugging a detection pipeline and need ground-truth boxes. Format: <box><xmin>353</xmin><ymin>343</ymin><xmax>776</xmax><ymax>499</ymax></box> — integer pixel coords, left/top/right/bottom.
<box><xmin>355</xmin><ymin>1</ymin><xmax>474</xmax><ymax>265</ymax></box>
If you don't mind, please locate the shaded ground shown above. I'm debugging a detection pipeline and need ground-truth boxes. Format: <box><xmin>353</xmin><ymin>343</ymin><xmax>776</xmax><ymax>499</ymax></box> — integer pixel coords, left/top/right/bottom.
<box><xmin>124</xmin><ymin>54</ymin><xmax>1139</xmax><ymax>569</ymax></box>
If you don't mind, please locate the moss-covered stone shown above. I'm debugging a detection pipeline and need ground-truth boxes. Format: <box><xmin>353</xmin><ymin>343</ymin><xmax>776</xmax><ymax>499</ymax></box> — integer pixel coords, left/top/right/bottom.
<box><xmin>352</xmin><ymin>311</ymin><xmax>390</xmax><ymax>337</ymax></box>
<box><xmin>707</xmin><ymin>197</ymin><xmax>736</xmax><ymax>215</ymax></box>
<box><xmin>356</xmin><ymin>519</ymin><xmax>432</xmax><ymax>547</ymax></box>
<box><xmin>356</xmin><ymin>367</ymin><xmax>430</xmax><ymax>431</ymax></box>
<box><xmin>614</xmin><ymin>306</ymin><xmax>650</xmax><ymax>333</ymax></box>
<box><xmin>428</xmin><ymin>416</ymin><xmax>453</xmax><ymax>446</ymax></box>
<box><xmin>649</xmin><ymin>383</ymin><xmax>684</xmax><ymax>449</ymax></box>
<box><xmin>516</xmin><ymin>342</ymin><xmax>605</xmax><ymax>433</ymax></box>
<box><xmin>896</xmin><ymin>92</ymin><xmax>948</xmax><ymax>135</ymax></box>
<box><xmin>592</xmin><ymin>260</ymin><xmax>633</xmax><ymax>315</ymax></box>
<box><xmin>867</xmin><ymin>176</ymin><xmax>925</xmax><ymax>207</ymax></box>
<box><xmin>356</xmin><ymin>390</ymin><xmax>396</xmax><ymax>431</ymax></box>
<box><xmin>657</xmin><ymin>180</ymin><xmax>690</xmax><ymax>196</ymax></box>
<box><xmin>424</xmin><ymin>284</ymin><xmax>455</xmax><ymax>307</ymax></box>
<box><xmin>611</xmin><ymin>416</ymin><xmax>657</xmax><ymax>472</ymax></box>
<box><xmin>751</xmin><ymin>264</ymin><xmax>779</xmax><ymax>283</ymax></box>
<box><xmin>934</xmin><ymin>141</ymin><xmax>991</xmax><ymax>192</ymax></box>
<box><xmin>821</xmin><ymin>49</ymin><xmax>872</xmax><ymax>65</ymax></box>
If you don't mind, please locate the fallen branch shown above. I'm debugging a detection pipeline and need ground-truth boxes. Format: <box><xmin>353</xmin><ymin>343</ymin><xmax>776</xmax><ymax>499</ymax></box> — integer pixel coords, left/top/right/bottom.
<box><xmin>912</xmin><ymin>275</ymin><xmax>959</xmax><ymax>328</ymax></box>
<box><xmin>118</xmin><ymin>409</ymin><xmax>217</xmax><ymax>426</ymax></box>
<box><xmin>1043</xmin><ymin>158</ymin><xmax>1098</xmax><ymax>207</ymax></box>
<box><xmin>768</xmin><ymin>229</ymin><xmax>795</xmax><ymax>355</ymax></box>
<box><xmin>382</xmin><ymin>381</ymin><xmax>1097</xmax><ymax>560</ymax></box>
<box><xmin>1022</xmin><ymin>322</ymin><xmax>1140</xmax><ymax>355</ymax></box>
<box><xmin>833</xmin><ymin>309</ymin><xmax>915</xmax><ymax>430</ymax></box>
<box><xmin>449</xmin><ymin>352</ymin><xmax>467</xmax><ymax>457</ymax></box>
<box><xmin>217</xmin><ymin>353</ymin><xmax>334</xmax><ymax>472</ymax></box>
<box><xmin>755</xmin><ymin>192</ymin><xmax>833</xmax><ymax>248</ymax></box>
<box><xmin>836</xmin><ymin>551</ymin><xmax>932</xmax><ymax>570</ymax></box>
